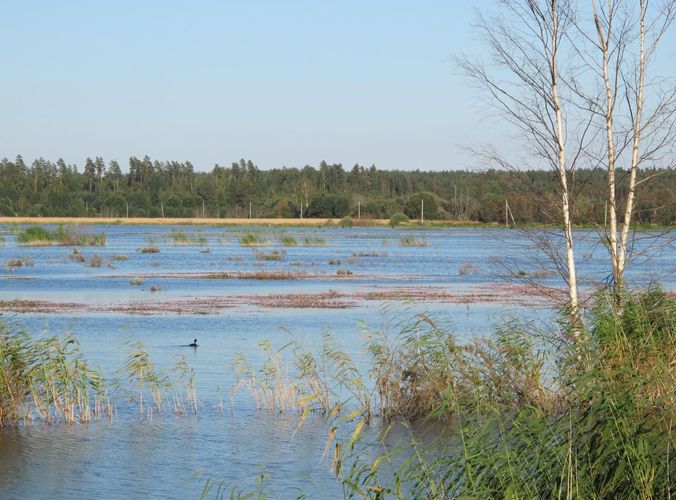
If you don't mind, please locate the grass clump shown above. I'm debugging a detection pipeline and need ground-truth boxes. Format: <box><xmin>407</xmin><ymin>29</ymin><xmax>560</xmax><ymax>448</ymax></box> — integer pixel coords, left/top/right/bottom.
<box><xmin>111</xmin><ymin>255</ymin><xmax>128</xmax><ymax>261</ymax></box>
<box><xmin>279</xmin><ymin>236</ymin><xmax>298</xmax><ymax>246</ymax></box>
<box><xmin>458</xmin><ymin>262</ymin><xmax>480</xmax><ymax>276</ymax></box>
<box><xmin>389</xmin><ymin>212</ymin><xmax>409</xmax><ymax>228</ymax></box>
<box><xmin>17</xmin><ymin>225</ymin><xmax>106</xmax><ymax>247</ymax></box>
<box><xmin>129</xmin><ymin>278</ymin><xmax>144</xmax><ymax>286</ymax></box>
<box><xmin>7</xmin><ymin>257</ymin><xmax>33</xmax><ymax>269</ymax></box>
<box><xmin>137</xmin><ymin>238</ymin><xmax>160</xmax><ymax>253</ymax></box>
<box><xmin>255</xmin><ymin>250</ymin><xmax>283</xmax><ymax>261</ymax></box>
<box><xmin>302</xmin><ymin>237</ymin><xmax>325</xmax><ymax>246</ymax></box>
<box><xmin>170</xmin><ymin>230</ymin><xmax>208</xmax><ymax>246</ymax></box>
<box><xmin>399</xmin><ymin>236</ymin><xmax>428</xmax><ymax>247</ymax></box>
<box><xmin>239</xmin><ymin>233</ymin><xmax>268</xmax><ymax>247</ymax></box>
<box><xmin>339</xmin><ymin>216</ymin><xmax>353</xmax><ymax>228</ymax></box>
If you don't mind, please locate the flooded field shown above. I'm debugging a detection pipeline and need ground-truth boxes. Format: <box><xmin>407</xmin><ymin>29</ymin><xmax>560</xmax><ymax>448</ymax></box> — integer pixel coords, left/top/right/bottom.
<box><xmin>0</xmin><ymin>224</ymin><xmax>672</xmax><ymax>498</ymax></box>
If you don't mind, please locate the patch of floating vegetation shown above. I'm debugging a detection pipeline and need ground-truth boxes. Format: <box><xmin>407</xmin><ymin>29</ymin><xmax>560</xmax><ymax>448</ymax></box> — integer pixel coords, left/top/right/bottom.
<box><xmin>6</xmin><ymin>257</ymin><xmax>34</xmax><ymax>269</ymax></box>
<box><xmin>169</xmin><ymin>230</ymin><xmax>208</xmax><ymax>246</ymax></box>
<box><xmin>458</xmin><ymin>262</ymin><xmax>480</xmax><ymax>276</ymax></box>
<box><xmin>256</xmin><ymin>250</ymin><xmax>283</xmax><ymax>261</ymax></box>
<box><xmin>239</xmin><ymin>233</ymin><xmax>269</xmax><ymax>246</ymax></box>
<box><xmin>399</xmin><ymin>236</ymin><xmax>429</xmax><ymax>247</ymax></box>
<box><xmin>279</xmin><ymin>236</ymin><xmax>298</xmax><ymax>246</ymax></box>
<box><xmin>204</xmin><ymin>271</ymin><xmax>301</xmax><ymax>280</ymax></box>
<box><xmin>336</xmin><ymin>268</ymin><xmax>353</xmax><ymax>275</ymax></box>
<box><xmin>302</xmin><ymin>237</ymin><xmax>325</xmax><ymax>246</ymax></box>
<box><xmin>111</xmin><ymin>255</ymin><xmax>128</xmax><ymax>261</ymax></box>
<box><xmin>352</xmin><ymin>251</ymin><xmax>388</xmax><ymax>257</ymax></box>
<box><xmin>129</xmin><ymin>278</ymin><xmax>144</xmax><ymax>286</ymax></box>
<box><xmin>17</xmin><ymin>225</ymin><xmax>106</xmax><ymax>247</ymax></box>
<box><xmin>137</xmin><ymin>237</ymin><xmax>160</xmax><ymax>253</ymax></box>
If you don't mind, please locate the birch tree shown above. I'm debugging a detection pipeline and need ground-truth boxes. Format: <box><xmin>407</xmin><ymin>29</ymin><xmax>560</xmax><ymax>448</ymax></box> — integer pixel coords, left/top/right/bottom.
<box><xmin>459</xmin><ymin>0</ymin><xmax>585</xmax><ymax>323</ymax></box>
<box><xmin>581</xmin><ymin>0</ymin><xmax>675</xmax><ymax>293</ymax></box>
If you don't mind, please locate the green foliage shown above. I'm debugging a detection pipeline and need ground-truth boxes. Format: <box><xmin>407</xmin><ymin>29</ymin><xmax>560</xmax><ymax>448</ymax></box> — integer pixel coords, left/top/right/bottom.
<box><xmin>330</xmin><ymin>289</ymin><xmax>675</xmax><ymax>499</ymax></box>
<box><xmin>17</xmin><ymin>225</ymin><xmax>106</xmax><ymax>246</ymax></box>
<box><xmin>339</xmin><ymin>216</ymin><xmax>353</xmax><ymax>228</ymax></box>
<box><xmin>388</xmin><ymin>212</ymin><xmax>409</xmax><ymax>227</ymax></box>
<box><xmin>239</xmin><ymin>233</ymin><xmax>267</xmax><ymax>246</ymax></box>
<box><xmin>404</xmin><ymin>192</ymin><xmax>439</xmax><ymax>220</ymax></box>
<box><xmin>0</xmin><ymin>321</ymin><xmax>108</xmax><ymax>427</ymax></box>
<box><xmin>0</xmin><ymin>156</ymin><xmax>672</xmax><ymax>224</ymax></box>
<box><xmin>279</xmin><ymin>236</ymin><xmax>297</xmax><ymax>246</ymax></box>
<box><xmin>399</xmin><ymin>236</ymin><xmax>428</xmax><ymax>247</ymax></box>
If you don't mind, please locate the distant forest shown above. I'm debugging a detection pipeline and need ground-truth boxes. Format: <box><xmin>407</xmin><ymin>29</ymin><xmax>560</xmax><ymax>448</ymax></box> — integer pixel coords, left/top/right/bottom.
<box><xmin>0</xmin><ymin>156</ymin><xmax>673</xmax><ymax>225</ymax></box>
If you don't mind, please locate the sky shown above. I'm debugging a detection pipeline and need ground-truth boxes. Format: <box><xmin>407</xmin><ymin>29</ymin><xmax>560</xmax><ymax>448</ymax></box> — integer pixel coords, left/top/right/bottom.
<box><xmin>0</xmin><ymin>1</ymin><xmax>674</xmax><ymax>172</ymax></box>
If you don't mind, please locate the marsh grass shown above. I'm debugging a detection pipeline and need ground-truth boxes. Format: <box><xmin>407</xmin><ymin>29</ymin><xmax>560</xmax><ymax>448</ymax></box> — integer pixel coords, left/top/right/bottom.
<box><xmin>240</xmin><ymin>233</ymin><xmax>269</xmax><ymax>246</ymax></box>
<box><xmin>123</xmin><ymin>340</ymin><xmax>170</xmax><ymax>419</ymax></box>
<box><xmin>328</xmin><ymin>288</ymin><xmax>675</xmax><ymax>498</ymax></box>
<box><xmin>170</xmin><ymin>230</ymin><xmax>208</xmax><ymax>246</ymax></box>
<box><xmin>399</xmin><ymin>236</ymin><xmax>428</xmax><ymax>247</ymax></box>
<box><xmin>17</xmin><ymin>225</ymin><xmax>106</xmax><ymax>247</ymax></box>
<box><xmin>279</xmin><ymin>236</ymin><xmax>298</xmax><ymax>246</ymax></box>
<box><xmin>255</xmin><ymin>250</ymin><xmax>283</xmax><ymax>261</ymax></box>
<box><xmin>0</xmin><ymin>322</ymin><xmax>110</xmax><ymax>427</ymax></box>
<box><xmin>303</xmin><ymin>237</ymin><xmax>326</xmax><ymax>246</ymax></box>
<box><xmin>138</xmin><ymin>237</ymin><xmax>160</xmax><ymax>253</ymax></box>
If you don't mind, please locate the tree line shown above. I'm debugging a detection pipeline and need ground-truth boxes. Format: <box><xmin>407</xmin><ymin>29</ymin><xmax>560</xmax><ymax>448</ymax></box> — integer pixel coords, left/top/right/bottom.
<box><xmin>0</xmin><ymin>155</ymin><xmax>673</xmax><ymax>225</ymax></box>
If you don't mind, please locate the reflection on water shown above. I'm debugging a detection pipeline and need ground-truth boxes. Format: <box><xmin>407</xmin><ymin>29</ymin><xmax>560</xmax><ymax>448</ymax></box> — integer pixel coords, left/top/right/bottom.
<box><xmin>0</xmin><ymin>225</ymin><xmax>672</xmax><ymax>498</ymax></box>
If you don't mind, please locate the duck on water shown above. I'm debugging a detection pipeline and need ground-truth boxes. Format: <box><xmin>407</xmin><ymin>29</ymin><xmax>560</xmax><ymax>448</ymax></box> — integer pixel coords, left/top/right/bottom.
<box><xmin>188</xmin><ymin>338</ymin><xmax>198</xmax><ymax>347</ymax></box>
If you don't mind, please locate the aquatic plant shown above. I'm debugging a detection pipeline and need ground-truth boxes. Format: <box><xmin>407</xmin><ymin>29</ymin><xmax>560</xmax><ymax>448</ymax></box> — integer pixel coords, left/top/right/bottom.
<box><xmin>124</xmin><ymin>340</ymin><xmax>170</xmax><ymax>419</ymax></box>
<box><xmin>458</xmin><ymin>262</ymin><xmax>480</xmax><ymax>276</ymax></box>
<box><xmin>6</xmin><ymin>257</ymin><xmax>33</xmax><ymax>269</ymax></box>
<box><xmin>138</xmin><ymin>237</ymin><xmax>160</xmax><ymax>253</ymax></box>
<box><xmin>279</xmin><ymin>236</ymin><xmax>298</xmax><ymax>246</ymax></box>
<box><xmin>87</xmin><ymin>254</ymin><xmax>103</xmax><ymax>268</ymax></box>
<box><xmin>17</xmin><ymin>225</ymin><xmax>106</xmax><ymax>247</ymax></box>
<box><xmin>399</xmin><ymin>236</ymin><xmax>428</xmax><ymax>247</ymax></box>
<box><xmin>111</xmin><ymin>254</ymin><xmax>128</xmax><ymax>261</ymax></box>
<box><xmin>327</xmin><ymin>288</ymin><xmax>675</xmax><ymax>498</ymax></box>
<box><xmin>255</xmin><ymin>250</ymin><xmax>283</xmax><ymax>261</ymax></box>
<box><xmin>0</xmin><ymin>321</ymin><xmax>109</xmax><ymax>427</ymax></box>
<box><xmin>302</xmin><ymin>237</ymin><xmax>326</xmax><ymax>246</ymax></box>
<box><xmin>172</xmin><ymin>355</ymin><xmax>199</xmax><ymax>414</ymax></box>
<box><xmin>239</xmin><ymin>233</ymin><xmax>268</xmax><ymax>246</ymax></box>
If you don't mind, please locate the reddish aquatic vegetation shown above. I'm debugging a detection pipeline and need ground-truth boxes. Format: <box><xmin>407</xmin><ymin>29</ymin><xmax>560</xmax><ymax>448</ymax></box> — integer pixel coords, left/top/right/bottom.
<box><xmin>0</xmin><ymin>283</ymin><xmax>558</xmax><ymax>315</ymax></box>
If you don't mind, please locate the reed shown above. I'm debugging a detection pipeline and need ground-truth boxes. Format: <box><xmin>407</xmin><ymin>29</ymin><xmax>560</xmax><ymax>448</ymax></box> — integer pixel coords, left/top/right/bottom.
<box><xmin>399</xmin><ymin>236</ymin><xmax>428</xmax><ymax>247</ymax></box>
<box><xmin>17</xmin><ymin>225</ymin><xmax>106</xmax><ymax>246</ymax></box>
<box><xmin>239</xmin><ymin>233</ymin><xmax>268</xmax><ymax>246</ymax></box>
<box><xmin>0</xmin><ymin>321</ymin><xmax>109</xmax><ymax>427</ymax></box>
<box><xmin>123</xmin><ymin>340</ymin><xmax>170</xmax><ymax>419</ymax></box>
<box><xmin>328</xmin><ymin>287</ymin><xmax>675</xmax><ymax>498</ymax></box>
<box><xmin>279</xmin><ymin>236</ymin><xmax>298</xmax><ymax>246</ymax></box>
<box><xmin>303</xmin><ymin>237</ymin><xmax>326</xmax><ymax>246</ymax></box>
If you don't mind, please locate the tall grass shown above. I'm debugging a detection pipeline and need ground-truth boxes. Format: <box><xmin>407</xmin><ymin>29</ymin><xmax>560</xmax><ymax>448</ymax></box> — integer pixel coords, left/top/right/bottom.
<box><xmin>0</xmin><ymin>321</ymin><xmax>110</xmax><ymax>427</ymax></box>
<box><xmin>329</xmin><ymin>287</ymin><xmax>675</xmax><ymax>498</ymax></box>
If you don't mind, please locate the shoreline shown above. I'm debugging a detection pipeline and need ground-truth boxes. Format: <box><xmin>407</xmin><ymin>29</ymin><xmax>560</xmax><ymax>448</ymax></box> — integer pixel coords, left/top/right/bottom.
<box><xmin>0</xmin><ymin>216</ymin><xmax>670</xmax><ymax>230</ymax></box>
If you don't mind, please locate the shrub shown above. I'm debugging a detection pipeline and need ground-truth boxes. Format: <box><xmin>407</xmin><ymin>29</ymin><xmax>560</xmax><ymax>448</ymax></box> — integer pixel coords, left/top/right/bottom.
<box><xmin>339</xmin><ymin>216</ymin><xmax>353</xmax><ymax>228</ymax></box>
<box><xmin>388</xmin><ymin>212</ymin><xmax>409</xmax><ymax>228</ymax></box>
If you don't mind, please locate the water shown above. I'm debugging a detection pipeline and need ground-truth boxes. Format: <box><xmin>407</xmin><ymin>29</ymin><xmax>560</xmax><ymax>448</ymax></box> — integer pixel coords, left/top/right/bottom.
<box><xmin>0</xmin><ymin>224</ymin><xmax>672</xmax><ymax>498</ymax></box>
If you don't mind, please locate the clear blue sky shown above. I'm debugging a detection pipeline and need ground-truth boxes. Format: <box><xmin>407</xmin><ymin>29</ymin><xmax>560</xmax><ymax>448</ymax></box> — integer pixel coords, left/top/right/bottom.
<box><xmin>0</xmin><ymin>1</ymin><xmax>673</xmax><ymax>172</ymax></box>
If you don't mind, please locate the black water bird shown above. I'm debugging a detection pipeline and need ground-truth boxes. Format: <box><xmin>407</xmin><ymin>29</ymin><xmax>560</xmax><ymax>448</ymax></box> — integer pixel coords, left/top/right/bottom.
<box><xmin>189</xmin><ymin>338</ymin><xmax>198</xmax><ymax>347</ymax></box>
